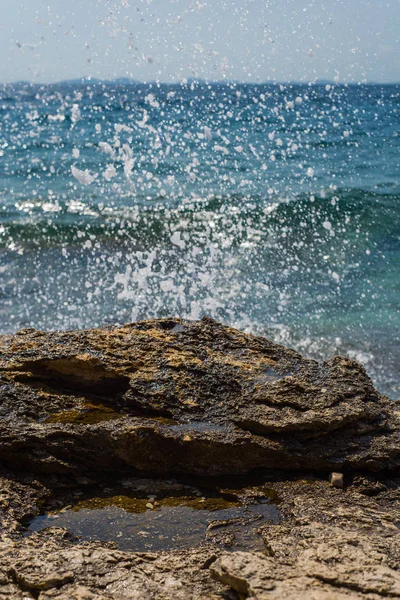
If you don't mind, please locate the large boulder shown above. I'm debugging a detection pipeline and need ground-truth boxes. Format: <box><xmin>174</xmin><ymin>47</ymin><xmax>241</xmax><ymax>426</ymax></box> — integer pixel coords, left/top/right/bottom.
<box><xmin>1</xmin><ymin>317</ymin><xmax>399</xmax><ymax>477</ymax></box>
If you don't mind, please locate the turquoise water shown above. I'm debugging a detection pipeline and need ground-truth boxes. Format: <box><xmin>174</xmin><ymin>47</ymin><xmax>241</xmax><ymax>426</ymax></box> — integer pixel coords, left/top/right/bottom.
<box><xmin>0</xmin><ymin>82</ymin><xmax>399</xmax><ymax>396</ymax></box>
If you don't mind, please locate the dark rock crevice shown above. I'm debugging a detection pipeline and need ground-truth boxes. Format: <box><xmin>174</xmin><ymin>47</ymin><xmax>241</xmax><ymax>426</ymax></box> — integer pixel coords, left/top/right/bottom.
<box><xmin>10</xmin><ymin>357</ymin><xmax>131</xmax><ymax>399</ymax></box>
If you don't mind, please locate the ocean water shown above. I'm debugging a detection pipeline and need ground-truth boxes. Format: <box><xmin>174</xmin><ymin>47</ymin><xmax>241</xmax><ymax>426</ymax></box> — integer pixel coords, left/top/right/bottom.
<box><xmin>0</xmin><ymin>81</ymin><xmax>399</xmax><ymax>397</ymax></box>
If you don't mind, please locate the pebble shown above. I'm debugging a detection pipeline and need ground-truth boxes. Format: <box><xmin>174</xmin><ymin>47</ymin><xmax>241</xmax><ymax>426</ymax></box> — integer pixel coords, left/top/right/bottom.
<box><xmin>329</xmin><ymin>472</ymin><xmax>344</xmax><ymax>489</ymax></box>
<box><xmin>122</xmin><ymin>480</ymin><xmax>135</xmax><ymax>488</ymax></box>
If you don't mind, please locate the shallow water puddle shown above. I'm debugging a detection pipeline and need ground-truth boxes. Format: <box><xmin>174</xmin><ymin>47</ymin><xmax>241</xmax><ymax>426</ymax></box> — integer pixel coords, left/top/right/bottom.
<box><xmin>28</xmin><ymin>493</ymin><xmax>280</xmax><ymax>552</ymax></box>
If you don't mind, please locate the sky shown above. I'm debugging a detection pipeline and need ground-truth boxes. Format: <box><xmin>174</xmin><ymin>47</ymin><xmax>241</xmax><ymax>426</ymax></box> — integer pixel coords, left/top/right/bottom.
<box><xmin>0</xmin><ymin>0</ymin><xmax>399</xmax><ymax>84</ymax></box>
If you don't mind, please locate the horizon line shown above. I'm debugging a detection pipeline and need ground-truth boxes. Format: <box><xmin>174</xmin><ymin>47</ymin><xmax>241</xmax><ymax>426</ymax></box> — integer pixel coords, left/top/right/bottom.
<box><xmin>1</xmin><ymin>76</ymin><xmax>399</xmax><ymax>87</ymax></box>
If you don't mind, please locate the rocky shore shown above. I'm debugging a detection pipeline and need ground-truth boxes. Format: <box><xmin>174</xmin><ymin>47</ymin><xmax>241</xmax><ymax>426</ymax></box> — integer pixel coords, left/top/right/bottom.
<box><xmin>0</xmin><ymin>317</ymin><xmax>399</xmax><ymax>599</ymax></box>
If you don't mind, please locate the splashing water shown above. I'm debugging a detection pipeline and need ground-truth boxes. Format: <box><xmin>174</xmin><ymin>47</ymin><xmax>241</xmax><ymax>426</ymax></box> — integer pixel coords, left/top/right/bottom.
<box><xmin>0</xmin><ymin>82</ymin><xmax>399</xmax><ymax>397</ymax></box>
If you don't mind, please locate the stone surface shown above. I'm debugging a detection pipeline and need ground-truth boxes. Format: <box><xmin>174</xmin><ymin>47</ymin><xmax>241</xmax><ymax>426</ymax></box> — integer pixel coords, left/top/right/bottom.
<box><xmin>211</xmin><ymin>479</ymin><xmax>400</xmax><ymax>599</ymax></box>
<box><xmin>0</xmin><ymin>531</ymin><xmax>228</xmax><ymax>599</ymax></box>
<box><xmin>0</xmin><ymin>318</ymin><xmax>399</xmax><ymax>599</ymax></box>
<box><xmin>0</xmin><ymin>475</ymin><xmax>399</xmax><ymax>599</ymax></box>
<box><xmin>0</xmin><ymin>317</ymin><xmax>399</xmax><ymax>477</ymax></box>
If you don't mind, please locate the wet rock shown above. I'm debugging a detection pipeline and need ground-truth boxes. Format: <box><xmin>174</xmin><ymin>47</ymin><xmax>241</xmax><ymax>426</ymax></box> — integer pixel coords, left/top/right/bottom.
<box><xmin>0</xmin><ymin>472</ymin><xmax>399</xmax><ymax>598</ymax></box>
<box><xmin>211</xmin><ymin>478</ymin><xmax>400</xmax><ymax>599</ymax></box>
<box><xmin>0</xmin><ymin>317</ymin><xmax>399</xmax><ymax>477</ymax></box>
<box><xmin>0</xmin><ymin>318</ymin><xmax>399</xmax><ymax>599</ymax></box>
<box><xmin>349</xmin><ymin>475</ymin><xmax>388</xmax><ymax>497</ymax></box>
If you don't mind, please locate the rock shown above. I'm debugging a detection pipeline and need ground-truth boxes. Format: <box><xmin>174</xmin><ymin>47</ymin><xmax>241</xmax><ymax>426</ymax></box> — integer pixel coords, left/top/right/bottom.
<box><xmin>329</xmin><ymin>472</ymin><xmax>343</xmax><ymax>489</ymax></box>
<box><xmin>0</xmin><ymin>533</ymin><xmax>229</xmax><ymax>600</ymax></box>
<box><xmin>0</xmin><ymin>318</ymin><xmax>399</xmax><ymax>599</ymax></box>
<box><xmin>0</xmin><ymin>466</ymin><xmax>399</xmax><ymax>600</ymax></box>
<box><xmin>210</xmin><ymin>478</ymin><xmax>400</xmax><ymax>599</ymax></box>
<box><xmin>0</xmin><ymin>317</ymin><xmax>399</xmax><ymax>478</ymax></box>
<box><xmin>211</xmin><ymin>542</ymin><xmax>400</xmax><ymax>599</ymax></box>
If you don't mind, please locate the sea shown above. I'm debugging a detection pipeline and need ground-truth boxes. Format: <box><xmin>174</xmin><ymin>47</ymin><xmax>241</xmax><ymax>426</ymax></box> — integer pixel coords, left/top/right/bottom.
<box><xmin>0</xmin><ymin>81</ymin><xmax>399</xmax><ymax>398</ymax></box>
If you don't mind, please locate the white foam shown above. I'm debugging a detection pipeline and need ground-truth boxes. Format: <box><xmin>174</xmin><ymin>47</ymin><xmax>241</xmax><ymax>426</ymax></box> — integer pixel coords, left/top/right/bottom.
<box><xmin>71</xmin><ymin>166</ymin><xmax>97</xmax><ymax>186</ymax></box>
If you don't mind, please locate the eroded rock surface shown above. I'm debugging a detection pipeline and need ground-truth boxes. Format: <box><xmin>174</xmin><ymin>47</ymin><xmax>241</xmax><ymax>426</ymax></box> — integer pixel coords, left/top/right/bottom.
<box><xmin>0</xmin><ymin>474</ymin><xmax>399</xmax><ymax>599</ymax></box>
<box><xmin>211</xmin><ymin>478</ymin><xmax>400</xmax><ymax>599</ymax></box>
<box><xmin>0</xmin><ymin>318</ymin><xmax>399</xmax><ymax>599</ymax></box>
<box><xmin>0</xmin><ymin>317</ymin><xmax>399</xmax><ymax>477</ymax></box>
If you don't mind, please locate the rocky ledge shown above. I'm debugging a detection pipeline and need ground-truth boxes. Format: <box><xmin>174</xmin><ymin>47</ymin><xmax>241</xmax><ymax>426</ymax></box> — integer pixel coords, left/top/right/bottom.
<box><xmin>0</xmin><ymin>317</ymin><xmax>399</xmax><ymax>599</ymax></box>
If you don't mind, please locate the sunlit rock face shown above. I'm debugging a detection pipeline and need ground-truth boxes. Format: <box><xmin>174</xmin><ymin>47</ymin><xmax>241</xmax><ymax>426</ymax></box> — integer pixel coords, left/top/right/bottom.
<box><xmin>0</xmin><ymin>317</ymin><xmax>399</xmax><ymax>477</ymax></box>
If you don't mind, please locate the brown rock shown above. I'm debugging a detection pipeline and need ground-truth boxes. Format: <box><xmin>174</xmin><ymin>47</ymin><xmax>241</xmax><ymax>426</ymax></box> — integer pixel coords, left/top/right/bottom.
<box><xmin>0</xmin><ymin>318</ymin><xmax>399</xmax><ymax>600</ymax></box>
<box><xmin>0</xmin><ymin>317</ymin><xmax>399</xmax><ymax>477</ymax></box>
<box><xmin>211</xmin><ymin>479</ymin><xmax>400</xmax><ymax>599</ymax></box>
<box><xmin>329</xmin><ymin>472</ymin><xmax>344</xmax><ymax>488</ymax></box>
